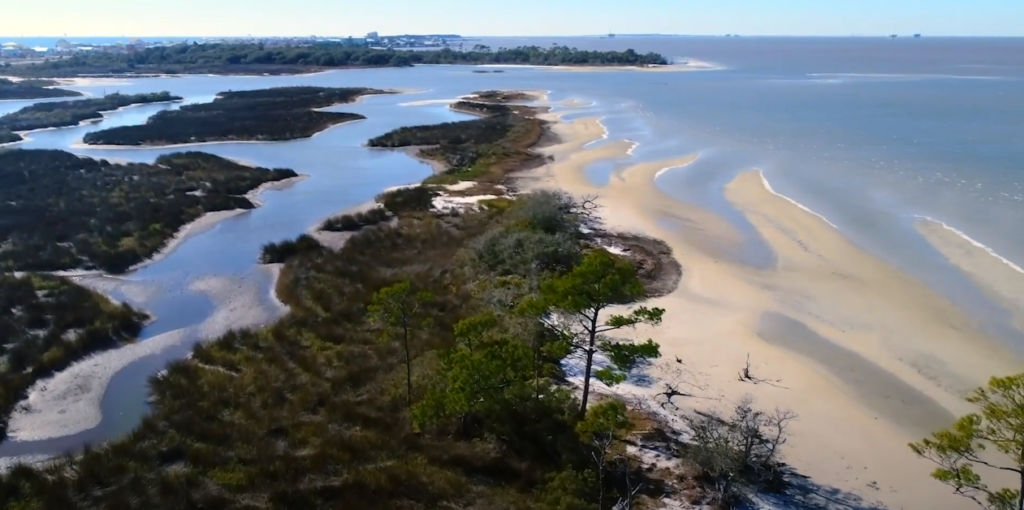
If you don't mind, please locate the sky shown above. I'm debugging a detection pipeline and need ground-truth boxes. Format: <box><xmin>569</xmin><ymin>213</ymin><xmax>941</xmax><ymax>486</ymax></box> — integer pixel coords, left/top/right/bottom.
<box><xmin>3</xmin><ymin>0</ymin><xmax>1023</xmax><ymax>37</ymax></box>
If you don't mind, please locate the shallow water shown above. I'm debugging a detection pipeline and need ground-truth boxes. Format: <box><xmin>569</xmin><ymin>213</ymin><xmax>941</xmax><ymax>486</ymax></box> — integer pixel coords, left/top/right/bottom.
<box><xmin>2</xmin><ymin>37</ymin><xmax>1023</xmax><ymax>460</ymax></box>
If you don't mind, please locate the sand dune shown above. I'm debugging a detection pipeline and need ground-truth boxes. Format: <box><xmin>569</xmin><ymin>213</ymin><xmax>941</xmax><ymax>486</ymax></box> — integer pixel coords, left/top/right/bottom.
<box><xmin>519</xmin><ymin>115</ymin><xmax>1024</xmax><ymax>510</ymax></box>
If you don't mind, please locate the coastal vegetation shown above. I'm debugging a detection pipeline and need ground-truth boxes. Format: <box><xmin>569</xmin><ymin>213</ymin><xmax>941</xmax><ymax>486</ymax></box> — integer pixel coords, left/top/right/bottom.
<box><xmin>0</xmin><ymin>186</ymin><xmax>668</xmax><ymax>509</ymax></box>
<box><xmin>259</xmin><ymin>234</ymin><xmax>324</xmax><ymax>264</ymax></box>
<box><xmin>0</xmin><ymin>78</ymin><xmax>81</xmax><ymax>100</ymax></box>
<box><xmin>320</xmin><ymin>207</ymin><xmax>391</xmax><ymax>232</ymax></box>
<box><xmin>4</xmin><ymin>44</ymin><xmax>669</xmax><ymax>78</ymax></box>
<box><xmin>0</xmin><ymin>274</ymin><xmax>147</xmax><ymax>439</ymax></box>
<box><xmin>368</xmin><ymin>100</ymin><xmax>544</xmax><ymax>185</ymax></box>
<box><xmin>83</xmin><ymin>87</ymin><xmax>385</xmax><ymax>146</ymax></box>
<box><xmin>0</xmin><ymin>92</ymin><xmax>180</xmax><ymax>132</ymax></box>
<box><xmin>0</xmin><ymin>93</ymin><xmax>795</xmax><ymax>509</ymax></box>
<box><xmin>0</xmin><ymin>130</ymin><xmax>20</xmax><ymax>144</ymax></box>
<box><xmin>0</xmin><ymin>149</ymin><xmax>298</xmax><ymax>273</ymax></box>
<box><xmin>470</xmin><ymin>90</ymin><xmax>536</xmax><ymax>103</ymax></box>
<box><xmin>910</xmin><ymin>374</ymin><xmax>1024</xmax><ymax>510</ymax></box>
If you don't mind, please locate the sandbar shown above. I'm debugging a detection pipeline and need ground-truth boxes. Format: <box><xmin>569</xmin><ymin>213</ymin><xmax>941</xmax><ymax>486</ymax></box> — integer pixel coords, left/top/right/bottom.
<box><xmin>517</xmin><ymin>111</ymin><xmax>1024</xmax><ymax>510</ymax></box>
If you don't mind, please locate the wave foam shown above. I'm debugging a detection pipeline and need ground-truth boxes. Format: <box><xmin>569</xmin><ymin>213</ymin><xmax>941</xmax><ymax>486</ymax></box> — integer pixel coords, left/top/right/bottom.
<box><xmin>582</xmin><ymin>116</ymin><xmax>610</xmax><ymax>148</ymax></box>
<box><xmin>758</xmin><ymin>171</ymin><xmax>839</xmax><ymax>229</ymax></box>
<box><xmin>915</xmin><ymin>216</ymin><xmax>1024</xmax><ymax>276</ymax></box>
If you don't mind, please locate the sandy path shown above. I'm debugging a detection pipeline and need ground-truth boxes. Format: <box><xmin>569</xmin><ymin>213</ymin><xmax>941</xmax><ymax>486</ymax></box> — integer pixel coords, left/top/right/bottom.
<box><xmin>518</xmin><ymin>115</ymin><xmax>1024</xmax><ymax>510</ymax></box>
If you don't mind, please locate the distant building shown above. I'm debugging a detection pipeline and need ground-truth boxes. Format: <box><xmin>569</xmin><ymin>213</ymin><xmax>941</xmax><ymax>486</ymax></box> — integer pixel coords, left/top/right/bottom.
<box><xmin>56</xmin><ymin>39</ymin><xmax>72</xmax><ymax>50</ymax></box>
<box><xmin>366</xmin><ymin>31</ymin><xmax>379</xmax><ymax>39</ymax></box>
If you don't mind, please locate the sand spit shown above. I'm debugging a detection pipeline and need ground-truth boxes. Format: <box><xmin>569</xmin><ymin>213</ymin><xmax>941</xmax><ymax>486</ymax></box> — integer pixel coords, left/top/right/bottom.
<box><xmin>517</xmin><ymin>112</ymin><xmax>1024</xmax><ymax>510</ymax></box>
<box><xmin>916</xmin><ymin>218</ymin><xmax>1024</xmax><ymax>332</ymax></box>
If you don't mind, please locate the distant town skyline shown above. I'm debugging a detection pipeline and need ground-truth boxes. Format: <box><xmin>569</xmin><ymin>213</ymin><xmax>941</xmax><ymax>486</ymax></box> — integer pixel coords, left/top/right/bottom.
<box><xmin>3</xmin><ymin>0</ymin><xmax>1023</xmax><ymax>37</ymax></box>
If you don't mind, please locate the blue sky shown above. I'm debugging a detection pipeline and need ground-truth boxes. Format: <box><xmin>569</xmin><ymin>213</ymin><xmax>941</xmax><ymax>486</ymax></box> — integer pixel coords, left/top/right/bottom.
<box><xmin>3</xmin><ymin>0</ymin><xmax>1022</xmax><ymax>37</ymax></box>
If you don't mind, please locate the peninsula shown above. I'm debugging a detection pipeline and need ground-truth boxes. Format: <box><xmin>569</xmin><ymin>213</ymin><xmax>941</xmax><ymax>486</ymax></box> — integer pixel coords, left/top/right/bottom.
<box><xmin>4</xmin><ymin>44</ymin><xmax>670</xmax><ymax>78</ymax></box>
<box><xmin>0</xmin><ymin>149</ymin><xmax>298</xmax><ymax>273</ymax></box>
<box><xmin>83</xmin><ymin>87</ymin><xmax>386</xmax><ymax>146</ymax></box>
<box><xmin>0</xmin><ymin>78</ymin><xmax>82</xmax><ymax>100</ymax></box>
<box><xmin>0</xmin><ymin>92</ymin><xmax>181</xmax><ymax>133</ymax></box>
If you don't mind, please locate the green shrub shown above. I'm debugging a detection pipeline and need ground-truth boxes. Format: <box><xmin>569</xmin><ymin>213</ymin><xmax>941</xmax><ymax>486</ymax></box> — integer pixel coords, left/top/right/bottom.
<box><xmin>321</xmin><ymin>208</ymin><xmax>391</xmax><ymax>232</ymax></box>
<box><xmin>376</xmin><ymin>187</ymin><xmax>438</xmax><ymax>215</ymax></box>
<box><xmin>259</xmin><ymin>234</ymin><xmax>324</xmax><ymax>264</ymax></box>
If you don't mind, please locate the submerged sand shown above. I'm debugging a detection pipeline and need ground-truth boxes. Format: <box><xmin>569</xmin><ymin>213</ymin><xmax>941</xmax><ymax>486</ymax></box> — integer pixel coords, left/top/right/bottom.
<box><xmin>519</xmin><ymin>114</ymin><xmax>1024</xmax><ymax>510</ymax></box>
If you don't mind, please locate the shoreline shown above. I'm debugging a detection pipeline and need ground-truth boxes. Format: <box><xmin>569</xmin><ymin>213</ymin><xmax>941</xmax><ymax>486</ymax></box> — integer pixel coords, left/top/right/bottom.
<box><xmin>517</xmin><ymin>110</ymin><xmax>1024</xmax><ymax>510</ymax></box>
<box><xmin>6</xmin><ymin>264</ymin><xmax>290</xmax><ymax>443</ymax></box>
<box><xmin>49</xmin><ymin>174</ymin><xmax>309</xmax><ymax>278</ymax></box>
<box><xmin>2</xmin><ymin>173</ymin><xmax>308</xmax><ymax>442</ymax></box>
<box><xmin>8</xmin><ymin>98</ymin><xmax>184</xmax><ymax>144</ymax></box>
<box><xmin>72</xmin><ymin>118</ymin><xmax>368</xmax><ymax>150</ymax></box>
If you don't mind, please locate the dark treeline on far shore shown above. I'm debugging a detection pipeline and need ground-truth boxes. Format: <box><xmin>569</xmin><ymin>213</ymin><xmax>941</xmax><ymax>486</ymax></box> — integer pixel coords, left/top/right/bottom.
<box><xmin>0</xmin><ymin>78</ymin><xmax>82</xmax><ymax>100</ymax></box>
<box><xmin>2</xmin><ymin>43</ymin><xmax>670</xmax><ymax>78</ymax></box>
<box><xmin>0</xmin><ymin>92</ymin><xmax>180</xmax><ymax>132</ymax></box>
<box><xmin>0</xmin><ymin>149</ymin><xmax>298</xmax><ymax>273</ymax></box>
<box><xmin>0</xmin><ymin>274</ymin><xmax>147</xmax><ymax>439</ymax></box>
<box><xmin>83</xmin><ymin>87</ymin><xmax>386</xmax><ymax>146</ymax></box>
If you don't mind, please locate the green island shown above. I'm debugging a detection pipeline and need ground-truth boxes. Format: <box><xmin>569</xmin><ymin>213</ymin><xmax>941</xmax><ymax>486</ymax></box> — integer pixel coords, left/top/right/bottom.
<box><xmin>0</xmin><ymin>92</ymin><xmax>181</xmax><ymax>133</ymax></box>
<box><xmin>469</xmin><ymin>89</ymin><xmax>537</xmax><ymax>103</ymax></box>
<box><xmin>368</xmin><ymin>99</ymin><xmax>544</xmax><ymax>187</ymax></box>
<box><xmin>0</xmin><ymin>274</ymin><xmax>147</xmax><ymax>439</ymax></box>
<box><xmin>3</xmin><ymin>44</ymin><xmax>670</xmax><ymax>78</ymax></box>
<box><xmin>82</xmin><ymin>86</ymin><xmax>386</xmax><ymax>146</ymax></box>
<box><xmin>0</xmin><ymin>78</ymin><xmax>82</xmax><ymax>100</ymax></box>
<box><xmin>0</xmin><ymin>149</ymin><xmax>298</xmax><ymax>273</ymax></box>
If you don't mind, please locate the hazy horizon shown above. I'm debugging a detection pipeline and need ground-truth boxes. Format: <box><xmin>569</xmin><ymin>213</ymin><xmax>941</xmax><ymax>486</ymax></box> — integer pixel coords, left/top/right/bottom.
<box><xmin>3</xmin><ymin>0</ymin><xmax>1022</xmax><ymax>38</ymax></box>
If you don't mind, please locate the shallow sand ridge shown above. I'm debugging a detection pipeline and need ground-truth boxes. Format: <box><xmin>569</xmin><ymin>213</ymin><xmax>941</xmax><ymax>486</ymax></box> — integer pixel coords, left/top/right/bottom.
<box><xmin>519</xmin><ymin>112</ymin><xmax>1024</xmax><ymax>510</ymax></box>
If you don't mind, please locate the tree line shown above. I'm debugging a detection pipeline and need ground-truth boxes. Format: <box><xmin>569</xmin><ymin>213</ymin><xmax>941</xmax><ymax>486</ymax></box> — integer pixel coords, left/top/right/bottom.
<box><xmin>0</xmin><ymin>78</ymin><xmax>81</xmax><ymax>100</ymax></box>
<box><xmin>0</xmin><ymin>149</ymin><xmax>297</xmax><ymax>273</ymax></box>
<box><xmin>0</xmin><ymin>92</ymin><xmax>180</xmax><ymax>132</ymax></box>
<box><xmin>83</xmin><ymin>87</ymin><xmax>385</xmax><ymax>146</ymax></box>
<box><xmin>3</xmin><ymin>44</ymin><xmax>670</xmax><ymax>78</ymax></box>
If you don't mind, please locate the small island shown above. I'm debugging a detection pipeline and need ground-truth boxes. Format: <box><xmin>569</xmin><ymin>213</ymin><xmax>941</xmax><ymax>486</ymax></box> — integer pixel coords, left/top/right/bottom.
<box><xmin>0</xmin><ymin>92</ymin><xmax>181</xmax><ymax>132</ymax></box>
<box><xmin>0</xmin><ymin>274</ymin><xmax>147</xmax><ymax>439</ymax></box>
<box><xmin>4</xmin><ymin>44</ymin><xmax>669</xmax><ymax>78</ymax></box>
<box><xmin>368</xmin><ymin>99</ymin><xmax>543</xmax><ymax>184</ymax></box>
<box><xmin>0</xmin><ymin>78</ymin><xmax>82</xmax><ymax>100</ymax></box>
<box><xmin>83</xmin><ymin>87</ymin><xmax>386</xmax><ymax>146</ymax></box>
<box><xmin>0</xmin><ymin>149</ymin><xmax>299</xmax><ymax>273</ymax></box>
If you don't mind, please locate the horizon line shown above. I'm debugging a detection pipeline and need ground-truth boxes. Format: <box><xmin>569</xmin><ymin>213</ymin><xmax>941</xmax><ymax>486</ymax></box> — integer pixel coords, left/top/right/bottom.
<box><xmin>4</xmin><ymin>34</ymin><xmax>1024</xmax><ymax>39</ymax></box>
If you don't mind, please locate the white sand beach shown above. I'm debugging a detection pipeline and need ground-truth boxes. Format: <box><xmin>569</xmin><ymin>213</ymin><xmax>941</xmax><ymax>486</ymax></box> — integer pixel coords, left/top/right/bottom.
<box><xmin>517</xmin><ymin>112</ymin><xmax>1024</xmax><ymax>510</ymax></box>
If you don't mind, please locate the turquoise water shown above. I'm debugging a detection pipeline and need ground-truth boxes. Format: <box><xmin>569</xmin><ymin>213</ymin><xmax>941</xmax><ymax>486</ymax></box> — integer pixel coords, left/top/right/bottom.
<box><xmin>1</xmin><ymin>37</ymin><xmax>1023</xmax><ymax>459</ymax></box>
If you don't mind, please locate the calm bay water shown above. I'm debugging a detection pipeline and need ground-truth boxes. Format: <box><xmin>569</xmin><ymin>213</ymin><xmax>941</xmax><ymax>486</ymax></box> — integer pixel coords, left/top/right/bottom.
<box><xmin>1</xmin><ymin>36</ymin><xmax>1022</xmax><ymax>459</ymax></box>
